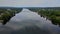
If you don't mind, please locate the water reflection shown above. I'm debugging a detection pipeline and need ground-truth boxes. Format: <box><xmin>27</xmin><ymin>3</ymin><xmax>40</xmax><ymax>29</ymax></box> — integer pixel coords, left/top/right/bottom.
<box><xmin>0</xmin><ymin>9</ymin><xmax>60</xmax><ymax>34</ymax></box>
<box><xmin>29</xmin><ymin>8</ymin><xmax>60</xmax><ymax>26</ymax></box>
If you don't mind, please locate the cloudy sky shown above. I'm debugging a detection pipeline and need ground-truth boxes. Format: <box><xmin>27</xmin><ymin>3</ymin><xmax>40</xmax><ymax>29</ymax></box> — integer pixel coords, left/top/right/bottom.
<box><xmin>0</xmin><ymin>0</ymin><xmax>60</xmax><ymax>7</ymax></box>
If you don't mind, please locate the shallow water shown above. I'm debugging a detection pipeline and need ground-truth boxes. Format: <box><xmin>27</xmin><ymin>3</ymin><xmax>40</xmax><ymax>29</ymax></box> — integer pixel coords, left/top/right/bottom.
<box><xmin>0</xmin><ymin>9</ymin><xmax>60</xmax><ymax>34</ymax></box>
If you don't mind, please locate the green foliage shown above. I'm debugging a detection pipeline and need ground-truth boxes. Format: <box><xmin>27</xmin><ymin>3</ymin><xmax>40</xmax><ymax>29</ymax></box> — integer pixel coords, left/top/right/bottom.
<box><xmin>0</xmin><ymin>8</ymin><xmax>22</xmax><ymax>25</ymax></box>
<box><xmin>29</xmin><ymin>8</ymin><xmax>60</xmax><ymax>26</ymax></box>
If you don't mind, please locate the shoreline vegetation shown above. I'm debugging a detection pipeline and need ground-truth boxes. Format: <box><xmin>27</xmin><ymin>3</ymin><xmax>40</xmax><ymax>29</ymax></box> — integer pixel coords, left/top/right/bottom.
<box><xmin>28</xmin><ymin>8</ymin><xmax>60</xmax><ymax>26</ymax></box>
<box><xmin>0</xmin><ymin>8</ymin><xmax>22</xmax><ymax>25</ymax></box>
<box><xmin>0</xmin><ymin>7</ymin><xmax>60</xmax><ymax>26</ymax></box>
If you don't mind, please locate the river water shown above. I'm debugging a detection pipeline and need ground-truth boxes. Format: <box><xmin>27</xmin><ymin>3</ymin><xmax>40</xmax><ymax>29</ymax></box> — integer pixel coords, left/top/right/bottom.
<box><xmin>0</xmin><ymin>9</ymin><xmax>60</xmax><ymax>34</ymax></box>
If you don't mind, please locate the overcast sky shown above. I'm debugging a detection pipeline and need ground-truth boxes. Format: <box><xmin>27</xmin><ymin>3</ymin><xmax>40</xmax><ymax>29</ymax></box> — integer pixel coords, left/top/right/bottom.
<box><xmin>0</xmin><ymin>0</ymin><xmax>60</xmax><ymax>7</ymax></box>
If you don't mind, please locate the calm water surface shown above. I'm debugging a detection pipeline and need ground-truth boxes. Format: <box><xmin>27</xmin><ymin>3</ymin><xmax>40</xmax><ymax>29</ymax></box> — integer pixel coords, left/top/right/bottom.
<box><xmin>0</xmin><ymin>9</ymin><xmax>60</xmax><ymax>34</ymax></box>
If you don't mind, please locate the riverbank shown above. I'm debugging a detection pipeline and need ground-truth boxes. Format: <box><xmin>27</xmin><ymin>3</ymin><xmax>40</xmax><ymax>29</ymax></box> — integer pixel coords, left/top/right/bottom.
<box><xmin>0</xmin><ymin>8</ymin><xmax>22</xmax><ymax>25</ymax></box>
<box><xmin>29</xmin><ymin>8</ymin><xmax>60</xmax><ymax>25</ymax></box>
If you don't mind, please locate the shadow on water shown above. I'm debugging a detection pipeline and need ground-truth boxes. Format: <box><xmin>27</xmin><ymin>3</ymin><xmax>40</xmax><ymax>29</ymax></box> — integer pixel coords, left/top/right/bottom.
<box><xmin>12</xmin><ymin>26</ymin><xmax>50</xmax><ymax>34</ymax></box>
<box><xmin>0</xmin><ymin>26</ymin><xmax>14</xmax><ymax>34</ymax></box>
<box><xmin>0</xmin><ymin>25</ymin><xmax>50</xmax><ymax>34</ymax></box>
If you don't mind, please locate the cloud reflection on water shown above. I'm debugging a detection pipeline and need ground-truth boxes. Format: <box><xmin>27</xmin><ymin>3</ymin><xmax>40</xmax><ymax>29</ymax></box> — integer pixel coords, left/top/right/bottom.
<box><xmin>0</xmin><ymin>9</ymin><xmax>60</xmax><ymax>34</ymax></box>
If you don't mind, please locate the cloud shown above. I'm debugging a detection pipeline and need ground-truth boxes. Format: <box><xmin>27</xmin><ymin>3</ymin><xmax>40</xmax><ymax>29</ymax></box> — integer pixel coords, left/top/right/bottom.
<box><xmin>0</xmin><ymin>0</ymin><xmax>60</xmax><ymax>7</ymax></box>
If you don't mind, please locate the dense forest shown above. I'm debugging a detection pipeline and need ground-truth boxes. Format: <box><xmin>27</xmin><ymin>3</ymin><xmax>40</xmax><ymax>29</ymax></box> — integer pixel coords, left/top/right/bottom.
<box><xmin>0</xmin><ymin>8</ymin><xmax>22</xmax><ymax>25</ymax></box>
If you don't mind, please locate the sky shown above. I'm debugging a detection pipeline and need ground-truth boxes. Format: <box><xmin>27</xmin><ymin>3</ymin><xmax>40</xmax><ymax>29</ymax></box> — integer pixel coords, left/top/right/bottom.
<box><xmin>0</xmin><ymin>0</ymin><xmax>60</xmax><ymax>7</ymax></box>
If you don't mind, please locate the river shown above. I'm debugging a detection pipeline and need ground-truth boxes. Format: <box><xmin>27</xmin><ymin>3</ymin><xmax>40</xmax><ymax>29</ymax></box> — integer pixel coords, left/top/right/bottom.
<box><xmin>0</xmin><ymin>9</ymin><xmax>60</xmax><ymax>34</ymax></box>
